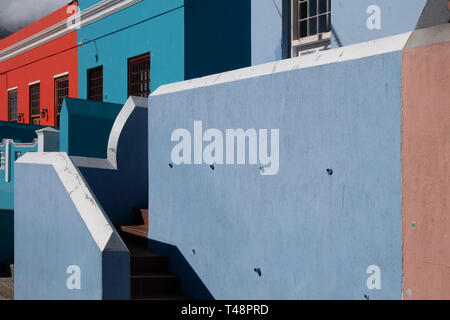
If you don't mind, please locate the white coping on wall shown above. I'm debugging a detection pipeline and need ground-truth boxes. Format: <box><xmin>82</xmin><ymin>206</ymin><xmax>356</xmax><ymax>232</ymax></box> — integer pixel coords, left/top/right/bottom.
<box><xmin>152</xmin><ymin>32</ymin><xmax>412</xmax><ymax>97</ymax></box>
<box><xmin>0</xmin><ymin>0</ymin><xmax>142</xmax><ymax>63</ymax></box>
<box><xmin>16</xmin><ymin>152</ymin><xmax>128</xmax><ymax>252</ymax></box>
<box><xmin>70</xmin><ymin>96</ymin><xmax>148</xmax><ymax>170</ymax></box>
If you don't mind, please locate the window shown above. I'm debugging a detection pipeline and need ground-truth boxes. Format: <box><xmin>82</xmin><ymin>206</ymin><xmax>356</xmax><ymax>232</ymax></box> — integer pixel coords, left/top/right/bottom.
<box><xmin>88</xmin><ymin>66</ymin><xmax>103</xmax><ymax>101</ymax></box>
<box><xmin>8</xmin><ymin>89</ymin><xmax>17</xmax><ymax>122</ymax></box>
<box><xmin>55</xmin><ymin>75</ymin><xmax>69</xmax><ymax>127</ymax></box>
<box><xmin>30</xmin><ymin>83</ymin><xmax>40</xmax><ymax>125</ymax></box>
<box><xmin>128</xmin><ymin>53</ymin><xmax>150</xmax><ymax>98</ymax></box>
<box><xmin>292</xmin><ymin>0</ymin><xmax>331</xmax><ymax>56</ymax></box>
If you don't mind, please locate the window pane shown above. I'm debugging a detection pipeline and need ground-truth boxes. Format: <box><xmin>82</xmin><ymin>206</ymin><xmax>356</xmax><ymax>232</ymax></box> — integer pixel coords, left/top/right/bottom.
<box><xmin>128</xmin><ymin>53</ymin><xmax>150</xmax><ymax>98</ymax></box>
<box><xmin>319</xmin><ymin>14</ymin><xmax>328</xmax><ymax>33</ymax></box>
<box><xmin>8</xmin><ymin>90</ymin><xmax>17</xmax><ymax>122</ymax></box>
<box><xmin>308</xmin><ymin>17</ymin><xmax>317</xmax><ymax>36</ymax></box>
<box><xmin>319</xmin><ymin>0</ymin><xmax>328</xmax><ymax>14</ymax></box>
<box><xmin>30</xmin><ymin>83</ymin><xmax>40</xmax><ymax>124</ymax></box>
<box><xmin>309</xmin><ymin>0</ymin><xmax>317</xmax><ymax>16</ymax></box>
<box><xmin>55</xmin><ymin>76</ymin><xmax>69</xmax><ymax>127</ymax></box>
<box><xmin>299</xmin><ymin>1</ymin><xmax>307</xmax><ymax>19</ymax></box>
<box><xmin>88</xmin><ymin>66</ymin><xmax>103</xmax><ymax>101</ymax></box>
<box><xmin>300</xmin><ymin>19</ymin><xmax>308</xmax><ymax>37</ymax></box>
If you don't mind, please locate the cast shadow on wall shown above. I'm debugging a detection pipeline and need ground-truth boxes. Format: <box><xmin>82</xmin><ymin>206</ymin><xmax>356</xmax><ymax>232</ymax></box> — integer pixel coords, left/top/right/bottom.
<box><xmin>147</xmin><ymin>239</ymin><xmax>214</xmax><ymax>300</ymax></box>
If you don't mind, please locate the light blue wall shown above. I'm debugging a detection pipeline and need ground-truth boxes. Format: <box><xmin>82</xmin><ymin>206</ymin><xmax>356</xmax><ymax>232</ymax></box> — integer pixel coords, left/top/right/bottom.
<box><xmin>14</xmin><ymin>161</ymin><xmax>130</xmax><ymax>300</ymax></box>
<box><xmin>331</xmin><ymin>0</ymin><xmax>427</xmax><ymax>47</ymax></box>
<box><xmin>148</xmin><ymin>52</ymin><xmax>403</xmax><ymax>299</ymax></box>
<box><xmin>14</xmin><ymin>163</ymin><xmax>104</xmax><ymax>299</ymax></box>
<box><xmin>251</xmin><ymin>0</ymin><xmax>291</xmax><ymax>65</ymax></box>
<box><xmin>78</xmin><ymin>0</ymin><xmax>185</xmax><ymax>104</ymax></box>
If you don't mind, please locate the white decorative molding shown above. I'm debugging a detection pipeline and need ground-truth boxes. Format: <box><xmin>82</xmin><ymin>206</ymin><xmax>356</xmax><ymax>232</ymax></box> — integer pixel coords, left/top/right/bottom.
<box><xmin>7</xmin><ymin>87</ymin><xmax>18</xmax><ymax>92</ymax></box>
<box><xmin>53</xmin><ymin>72</ymin><xmax>69</xmax><ymax>79</ymax></box>
<box><xmin>5</xmin><ymin>140</ymin><xmax>10</xmax><ymax>182</ymax></box>
<box><xmin>152</xmin><ymin>32</ymin><xmax>412</xmax><ymax>96</ymax></box>
<box><xmin>16</xmin><ymin>152</ymin><xmax>128</xmax><ymax>252</ymax></box>
<box><xmin>11</xmin><ymin>138</ymin><xmax>38</xmax><ymax>148</ymax></box>
<box><xmin>0</xmin><ymin>0</ymin><xmax>142</xmax><ymax>63</ymax></box>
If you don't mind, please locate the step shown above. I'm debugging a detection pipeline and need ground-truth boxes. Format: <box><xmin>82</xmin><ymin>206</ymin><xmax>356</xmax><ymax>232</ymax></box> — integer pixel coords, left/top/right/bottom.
<box><xmin>131</xmin><ymin>273</ymin><xmax>180</xmax><ymax>297</ymax></box>
<box><xmin>120</xmin><ymin>225</ymin><xmax>148</xmax><ymax>238</ymax></box>
<box><xmin>0</xmin><ymin>277</ymin><xmax>13</xmax><ymax>300</ymax></box>
<box><xmin>129</xmin><ymin>246</ymin><xmax>169</xmax><ymax>274</ymax></box>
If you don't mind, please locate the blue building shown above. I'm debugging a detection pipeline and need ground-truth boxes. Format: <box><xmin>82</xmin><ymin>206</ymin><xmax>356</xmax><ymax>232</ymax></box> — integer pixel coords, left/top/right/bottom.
<box><xmin>77</xmin><ymin>0</ymin><xmax>251</xmax><ymax>105</ymax></box>
<box><xmin>251</xmin><ymin>0</ymin><xmax>448</xmax><ymax>64</ymax></box>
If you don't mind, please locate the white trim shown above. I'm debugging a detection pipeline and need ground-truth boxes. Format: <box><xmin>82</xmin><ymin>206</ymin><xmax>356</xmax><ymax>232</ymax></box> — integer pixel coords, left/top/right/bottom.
<box><xmin>16</xmin><ymin>152</ymin><xmax>129</xmax><ymax>252</ymax></box>
<box><xmin>7</xmin><ymin>87</ymin><xmax>18</xmax><ymax>92</ymax></box>
<box><xmin>53</xmin><ymin>72</ymin><xmax>69</xmax><ymax>79</ymax></box>
<box><xmin>0</xmin><ymin>0</ymin><xmax>142</xmax><ymax>63</ymax></box>
<box><xmin>152</xmin><ymin>32</ymin><xmax>412</xmax><ymax>96</ymax></box>
<box><xmin>5</xmin><ymin>140</ymin><xmax>10</xmax><ymax>182</ymax></box>
<box><xmin>28</xmin><ymin>80</ymin><xmax>41</xmax><ymax>86</ymax></box>
<box><xmin>11</xmin><ymin>138</ymin><xmax>38</xmax><ymax>148</ymax></box>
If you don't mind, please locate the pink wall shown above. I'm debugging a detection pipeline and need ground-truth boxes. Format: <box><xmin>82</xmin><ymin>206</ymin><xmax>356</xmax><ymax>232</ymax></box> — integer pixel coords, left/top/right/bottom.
<box><xmin>402</xmin><ymin>37</ymin><xmax>450</xmax><ymax>299</ymax></box>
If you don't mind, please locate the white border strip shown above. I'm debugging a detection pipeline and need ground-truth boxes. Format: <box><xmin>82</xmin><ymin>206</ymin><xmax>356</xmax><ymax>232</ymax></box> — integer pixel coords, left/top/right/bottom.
<box><xmin>7</xmin><ymin>87</ymin><xmax>18</xmax><ymax>92</ymax></box>
<box><xmin>16</xmin><ymin>152</ymin><xmax>128</xmax><ymax>252</ymax></box>
<box><xmin>53</xmin><ymin>72</ymin><xmax>69</xmax><ymax>79</ymax></box>
<box><xmin>28</xmin><ymin>80</ymin><xmax>41</xmax><ymax>86</ymax></box>
<box><xmin>0</xmin><ymin>0</ymin><xmax>142</xmax><ymax>63</ymax></box>
<box><xmin>152</xmin><ymin>32</ymin><xmax>412</xmax><ymax>97</ymax></box>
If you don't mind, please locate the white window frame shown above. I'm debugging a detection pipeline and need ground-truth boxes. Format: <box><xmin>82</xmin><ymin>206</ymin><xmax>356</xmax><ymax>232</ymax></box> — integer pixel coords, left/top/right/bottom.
<box><xmin>291</xmin><ymin>0</ymin><xmax>331</xmax><ymax>57</ymax></box>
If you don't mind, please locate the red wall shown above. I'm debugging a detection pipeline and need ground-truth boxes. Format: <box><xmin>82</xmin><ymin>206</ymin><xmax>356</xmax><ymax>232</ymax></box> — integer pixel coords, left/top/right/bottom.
<box><xmin>0</xmin><ymin>5</ymin><xmax>78</xmax><ymax>126</ymax></box>
<box><xmin>402</xmin><ymin>36</ymin><xmax>450</xmax><ymax>299</ymax></box>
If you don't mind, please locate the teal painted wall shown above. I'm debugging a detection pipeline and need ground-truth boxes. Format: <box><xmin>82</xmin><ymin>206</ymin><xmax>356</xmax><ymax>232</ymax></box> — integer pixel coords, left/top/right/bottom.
<box><xmin>60</xmin><ymin>98</ymin><xmax>122</xmax><ymax>158</ymax></box>
<box><xmin>78</xmin><ymin>0</ymin><xmax>252</xmax><ymax>104</ymax></box>
<box><xmin>78</xmin><ymin>0</ymin><xmax>185</xmax><ymax>105</ymax></box>
<box><xmin>0</xmin><ymin>121</ymin><xmax>44</xmax><ymax>143</ymax></box>
<box><xmin>0</xmin><ymin>210</ymin><xmax>13</xmax><ymax>266</ymax></box>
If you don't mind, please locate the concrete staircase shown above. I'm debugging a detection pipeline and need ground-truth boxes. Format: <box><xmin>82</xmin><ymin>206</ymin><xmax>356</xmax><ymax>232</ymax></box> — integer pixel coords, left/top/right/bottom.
<box><xmin>0</xmin><ymin>263</ymin><xmax>14</xmax><ymax>300</ymax></box>
<box><xmin>118</xmin><ymin>209</ymin><xmax>191</xmax><ymax>300</ymax></box>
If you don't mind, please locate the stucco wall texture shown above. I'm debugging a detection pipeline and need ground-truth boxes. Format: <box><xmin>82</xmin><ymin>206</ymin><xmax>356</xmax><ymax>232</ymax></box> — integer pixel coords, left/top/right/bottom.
<box><xmin>402</xmin><ymin>37</ymin><xmax>450</xmax><ymax>300</ymax></box>
<box><xmin>148</xmin><ymin>48</ymin><xmax>404</xmax><ymax>299</ymax></box>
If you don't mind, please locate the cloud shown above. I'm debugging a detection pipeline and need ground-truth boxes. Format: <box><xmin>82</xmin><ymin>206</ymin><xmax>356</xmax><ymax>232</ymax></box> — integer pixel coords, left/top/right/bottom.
<box><xmin>0</xmin><ymin>0</ymin><xmax>67</xmax><ymax>33</ymax></box>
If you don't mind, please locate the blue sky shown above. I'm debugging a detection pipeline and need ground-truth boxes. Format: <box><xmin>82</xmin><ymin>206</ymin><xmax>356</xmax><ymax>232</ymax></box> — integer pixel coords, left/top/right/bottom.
<box><xmin>0</xmin><ymin>0</ymin><xmax>66</xmax><ymax>34</ymax></box>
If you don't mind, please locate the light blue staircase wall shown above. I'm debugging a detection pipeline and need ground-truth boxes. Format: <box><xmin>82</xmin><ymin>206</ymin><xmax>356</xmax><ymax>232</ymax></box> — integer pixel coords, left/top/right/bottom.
<box><xmin>147</xmin><ymin>40</ymin><xmax>404</xmax><ymax>299</ymax></box>
<box><xmin>14</xmin><ymin>154</ymin><xmax>130</xmax><ymax>300</ymax></box>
